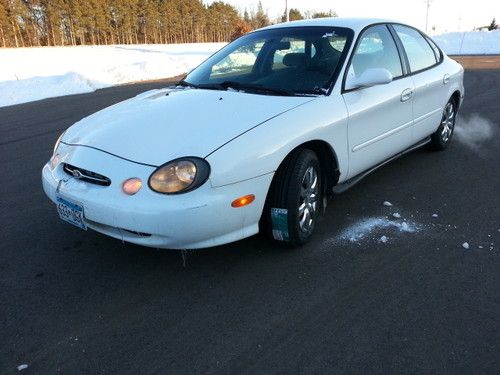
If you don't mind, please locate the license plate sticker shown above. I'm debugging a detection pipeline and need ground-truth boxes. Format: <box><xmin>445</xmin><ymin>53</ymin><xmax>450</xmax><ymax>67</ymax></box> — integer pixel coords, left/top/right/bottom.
<box><xmin>56</xmin><ymin>196</ymin><xmax>87</xmax><ymax>230</ymax></box>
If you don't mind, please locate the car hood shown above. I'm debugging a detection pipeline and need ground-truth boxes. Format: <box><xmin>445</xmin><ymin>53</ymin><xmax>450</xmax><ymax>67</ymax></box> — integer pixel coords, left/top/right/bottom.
<box><xmin>62</xmin><ymin>88</ymin><xmax>315</xmax><ymax>166</ymax></box>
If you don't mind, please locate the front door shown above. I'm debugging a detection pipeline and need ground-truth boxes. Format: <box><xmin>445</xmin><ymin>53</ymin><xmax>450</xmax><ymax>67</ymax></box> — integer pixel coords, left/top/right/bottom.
<box><xmin>343</xmin><ymin>24</ymin><xmax>415</xmax><ymax>178</ymax></box>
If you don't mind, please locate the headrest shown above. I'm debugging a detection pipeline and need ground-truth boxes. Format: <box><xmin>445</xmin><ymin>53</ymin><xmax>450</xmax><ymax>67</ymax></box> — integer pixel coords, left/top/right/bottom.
<box><xmin>282</xmin><ymin>53</ymin><xmax>307</xmax><ymax>68</ymax></box>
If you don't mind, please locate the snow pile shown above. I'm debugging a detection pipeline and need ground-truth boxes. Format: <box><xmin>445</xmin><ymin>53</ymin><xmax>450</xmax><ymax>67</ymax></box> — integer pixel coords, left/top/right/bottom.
<box><xmin>337</xmin><ymin>217</ymin><xmax>419</xmax><ymax>243</ymax></box>
<box><xmin>1</xmin><ymin>72</ymin><xmax>96</xmax><ymax>106</ymax></box>
<box><xmin>0</xmin><ymin>43</ymin><xmax>225</xmax><ymax>107</ymax></box>
<box><xmin>433</xmin><ymin>30</ymin><xmax>500</xmax><ymax>55</ymax></box>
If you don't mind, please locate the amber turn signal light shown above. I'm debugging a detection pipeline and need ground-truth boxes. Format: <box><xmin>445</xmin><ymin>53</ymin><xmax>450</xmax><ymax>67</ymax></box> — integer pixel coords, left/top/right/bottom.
<box><xmin>122</xmin><ymin>178</ymin><xmax>142</xmax><ymax>195</ymax></box>
<box><xmin>231</xmin><ymin>194</ymin><xmax>255</xmax><ymax>208</ymax></box>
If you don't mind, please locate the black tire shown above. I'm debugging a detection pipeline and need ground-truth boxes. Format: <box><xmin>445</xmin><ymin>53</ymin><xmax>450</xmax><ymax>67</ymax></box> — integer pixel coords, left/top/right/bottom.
<box><xmin>261</xmin><ymin>149</ymin><xmax>322</xmax><ymax>247</ymax></box>
<box><xmin>428</xmin><ymin>98</ymin><xmax>457</xmax><ymax>151</ymax></box>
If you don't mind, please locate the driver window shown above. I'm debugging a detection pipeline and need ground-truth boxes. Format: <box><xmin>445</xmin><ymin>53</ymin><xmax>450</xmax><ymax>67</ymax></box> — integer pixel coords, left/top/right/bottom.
<box><xmin>348</xmin><ymin>25</ymin><xmax>403</xmax><ymax>82</ymax></box>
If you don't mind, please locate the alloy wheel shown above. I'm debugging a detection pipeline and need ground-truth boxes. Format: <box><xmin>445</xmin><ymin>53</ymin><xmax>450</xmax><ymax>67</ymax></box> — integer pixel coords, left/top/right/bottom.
<box><xmin>440</xmin><ymin>102</ymin><xmax>455</xmax><ymax>143</ymax></box>
<box><xmin>298</xmin><ymin>166</ymin><xmax>319</xmax><ymax>233</ymax></box>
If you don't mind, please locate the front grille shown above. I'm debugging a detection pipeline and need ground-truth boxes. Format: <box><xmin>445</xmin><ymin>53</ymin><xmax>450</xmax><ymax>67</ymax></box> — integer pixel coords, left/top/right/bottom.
<box><xmin>63</xmin><ymin>163</ymin><xmax>111</xmax><ymax>186</ymax></box>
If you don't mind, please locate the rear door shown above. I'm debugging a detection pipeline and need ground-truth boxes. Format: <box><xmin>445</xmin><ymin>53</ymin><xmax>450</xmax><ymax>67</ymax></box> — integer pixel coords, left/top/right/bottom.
<box><xmin>391</xmin><ymin>24</ymin><xmax>449</xmax><ymax>142</ymax></box>
<box><xmin>342</xmin><ymin>24</ymin><xmax>415</xmax><ymax>178</ymax></box>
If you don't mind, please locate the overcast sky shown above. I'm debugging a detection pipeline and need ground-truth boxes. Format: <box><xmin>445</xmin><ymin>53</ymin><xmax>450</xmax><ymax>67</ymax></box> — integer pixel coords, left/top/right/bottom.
<box><xmin>204</xmin><ymin>0</ymin><xmax>500</xmax><ymax>34</ymax></box>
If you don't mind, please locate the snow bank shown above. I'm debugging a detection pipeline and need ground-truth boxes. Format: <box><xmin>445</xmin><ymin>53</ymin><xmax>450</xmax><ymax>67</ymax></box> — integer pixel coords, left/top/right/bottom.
<box><xmin>0</xmin><ymin>43</ymin><xmax>225</xmax><ymax>107</ymax></box>
<box><xmin>1</xmin><ymin>30</ymin><xmax>499</xmax><ymax>107</ymax></box>
<box><xmin>433</xmin><ymin>30</ymin><xmax>500</xmax><ymax>55</ymax></box>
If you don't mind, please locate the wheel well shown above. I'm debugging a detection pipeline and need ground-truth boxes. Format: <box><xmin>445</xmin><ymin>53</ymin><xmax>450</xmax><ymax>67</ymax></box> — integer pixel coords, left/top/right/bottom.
<box><xmin>274</xmin><ymin>141</ymin><xmax>340</xmax><ymax>193</ymax></box>
<box><xmin>259</xmin><ymin>141</ymin><xmax>339</xmax><ymax>228</ymax></box>
<box><xmin>451</xmin><ymin>90</ymin><xmax>461</xmax><ymax>110</ymax></box>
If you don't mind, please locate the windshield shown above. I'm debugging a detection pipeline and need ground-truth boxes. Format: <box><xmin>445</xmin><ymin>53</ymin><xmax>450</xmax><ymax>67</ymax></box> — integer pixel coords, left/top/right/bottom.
<box><xmin>184</xmin><ymin>26</ymin><xmax>354</xmax><ymax>96</ymax></box>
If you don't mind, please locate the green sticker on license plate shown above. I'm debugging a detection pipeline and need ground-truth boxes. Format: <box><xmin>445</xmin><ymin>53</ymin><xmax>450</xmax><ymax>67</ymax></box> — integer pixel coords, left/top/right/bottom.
<box><xmin>271</xmin><ymin>208</ymin><xmax>289</xmax><ymax>241</ymax></box>
<box><xmin>56</xmin><ymin>196</ymin><xmax>87</xmax><ymax>230</ymax></box>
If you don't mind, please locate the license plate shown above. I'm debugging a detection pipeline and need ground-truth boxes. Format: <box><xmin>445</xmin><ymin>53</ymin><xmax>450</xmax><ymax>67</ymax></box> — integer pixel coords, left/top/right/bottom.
<box><xmin>56</xmin><ymin>196</ymin><xmax>87</xmax><ymax>230</ymax></box>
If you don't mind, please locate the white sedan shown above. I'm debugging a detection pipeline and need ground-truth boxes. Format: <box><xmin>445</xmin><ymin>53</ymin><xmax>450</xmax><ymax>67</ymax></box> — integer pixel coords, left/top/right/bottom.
<box><xmin>42</xmin><ymin>18</ymin><xmax>464</xmax><ymax>249</ymax></box>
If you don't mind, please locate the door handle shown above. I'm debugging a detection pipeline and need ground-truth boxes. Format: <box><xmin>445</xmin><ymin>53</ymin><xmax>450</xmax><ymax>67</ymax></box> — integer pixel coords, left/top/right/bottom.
<box><xmin>400</xmin><ymin>88</ymin><xmax>414</xmax><ymax>102</ymax></box>
<box><xmin>443</xmin><ymin>74</ymin><xmax>450</xmax><ymax>84</ymax></box>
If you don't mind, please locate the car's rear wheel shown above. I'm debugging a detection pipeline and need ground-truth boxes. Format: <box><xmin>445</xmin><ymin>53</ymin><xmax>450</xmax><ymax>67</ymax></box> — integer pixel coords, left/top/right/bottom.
<box><xmin>261</xmin><ymin>149</ymin><xmax>322</xmax><ymax>247</ymax></box>
<box><xmin>429</xmin><ymin>98</ymin><xmax>457</xmax><ymax>150</ymax></box>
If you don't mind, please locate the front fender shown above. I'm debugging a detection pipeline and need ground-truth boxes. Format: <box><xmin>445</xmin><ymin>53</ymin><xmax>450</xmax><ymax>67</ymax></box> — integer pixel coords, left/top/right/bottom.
<box><xmin>206</xmin><ymin>95</ymin><xmax>349</xmax><ymax>188</ymax></box>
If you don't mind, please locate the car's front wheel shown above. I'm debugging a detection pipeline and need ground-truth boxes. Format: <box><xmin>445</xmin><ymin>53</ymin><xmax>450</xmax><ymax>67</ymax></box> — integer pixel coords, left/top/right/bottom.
<box><xmin>261</xmin><ymin>149</ymin><xmax>322</xmax><ymax>247</ymax></box>
<box><xmin>429</xmin><ymin>98</ymin><xmax>457</xmax><ymax>150</ymax></box>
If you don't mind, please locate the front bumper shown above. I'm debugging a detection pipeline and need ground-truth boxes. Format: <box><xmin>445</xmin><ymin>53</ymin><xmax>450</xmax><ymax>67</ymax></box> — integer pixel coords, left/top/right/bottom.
<box><xmin>42</xmin><ymin>145</ymin><xmax>273</xmax><ymax>249</ymax></box>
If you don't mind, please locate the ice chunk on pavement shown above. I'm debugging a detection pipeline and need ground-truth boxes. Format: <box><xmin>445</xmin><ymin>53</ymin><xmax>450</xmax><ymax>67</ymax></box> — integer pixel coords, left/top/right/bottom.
<box><xmin>379</xmin><ymin>235</ymin><xmax>388</xmax><ymax>243</ymax></box>
<box><xmin>17</xmin><ymin>364</ymin><xmax>28</xmax><ymax>371</ymax></box>
<box><xmin>392</xmin><ymin>213</ymin><xmax>401</xmax><ymax>218</ymax></box>
<box><xmin>383</xmin><ymin>201</ymin><xmax>393</xmax><ymax>207</ymax></box>
<box><xmin>337</xmin><ymin>217</ymin><xmax>419</xmax><ymax>243</ymax></box>
<box><xmin>462</xmin><ymin>242</ymin><xmax>470</xmax><ymax>249</ymax></box>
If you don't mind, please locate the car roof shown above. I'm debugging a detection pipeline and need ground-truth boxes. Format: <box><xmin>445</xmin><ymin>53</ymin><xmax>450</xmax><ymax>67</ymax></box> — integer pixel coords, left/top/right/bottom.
<box><xmin>260</xmin><ymin>17</ymin><xmax>399</xmax><ymax>34</ymax></box>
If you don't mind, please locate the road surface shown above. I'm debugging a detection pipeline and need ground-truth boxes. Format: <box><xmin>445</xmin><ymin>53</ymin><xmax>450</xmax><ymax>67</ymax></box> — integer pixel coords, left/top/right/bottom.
<box><xmin>1</xmin><ymin>71</ymin><xmax>499</xmax><ymax>374</ymax></box>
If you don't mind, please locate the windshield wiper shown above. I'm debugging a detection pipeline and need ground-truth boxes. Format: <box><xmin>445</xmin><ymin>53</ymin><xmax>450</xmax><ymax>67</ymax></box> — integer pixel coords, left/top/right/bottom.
<box><xmin>296</xmin><ymin>86</ymin><xmax>329</xmax><ymax>96</ymax></box>
<box><xmin>174</xmin><ymin>80</ymin><xmax>198</xmax><ymax>89</ymax></box>
<box><xmin>228</xmin><ymin>82</ymin><xmax>298</xmax><ymax>97</ymax></box>
<box><xmin>180</xmin><ymin>80</ymin><xmax>320</xmax><ymax>97</ymax></box>
<box><xmin>198</xmin><ymin>81</ymin><xmax>298</xmax><ymax>97</ymax></box>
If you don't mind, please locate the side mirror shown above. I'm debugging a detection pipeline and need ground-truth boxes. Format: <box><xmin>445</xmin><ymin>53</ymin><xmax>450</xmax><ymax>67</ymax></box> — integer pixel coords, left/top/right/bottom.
<box><xmin>345</xmin><ymin>68</ymin><xmax>393</xmax><ymax>90</ymax></box>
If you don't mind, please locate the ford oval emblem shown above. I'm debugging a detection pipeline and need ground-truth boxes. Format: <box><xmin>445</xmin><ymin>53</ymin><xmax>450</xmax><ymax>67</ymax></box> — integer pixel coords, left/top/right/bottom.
<box><xmin>72</xmin><ymin>169</ymin><xmax>83</xmax><ymax>179</ymax></box>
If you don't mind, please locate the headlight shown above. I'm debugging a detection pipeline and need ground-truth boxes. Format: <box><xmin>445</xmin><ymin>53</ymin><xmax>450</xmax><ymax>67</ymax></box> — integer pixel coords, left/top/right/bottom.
<box><xmin>148</xmin><ymin>157</ymin><xmax>210</xmax><ymax>194</ymax></box>
<box><xmin>53</xmin><ymin>131</ymin><xmax>66</xmax><ymax>154</ymax></box>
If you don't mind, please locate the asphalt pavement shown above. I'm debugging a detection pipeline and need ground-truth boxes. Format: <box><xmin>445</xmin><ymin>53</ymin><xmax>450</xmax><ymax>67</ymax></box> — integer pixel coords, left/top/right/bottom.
<box><xmin>0</xmin><ymin>71</ymin><xmax>499</xmax><ymax>374</ymax></box>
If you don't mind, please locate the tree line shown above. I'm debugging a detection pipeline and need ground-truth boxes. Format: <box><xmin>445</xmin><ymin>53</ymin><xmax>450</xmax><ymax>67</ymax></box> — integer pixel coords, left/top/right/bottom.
<box><xmin>0</xmin><ymin>0</ymin><xmax>337</xmax><ymax>48</ymax></box>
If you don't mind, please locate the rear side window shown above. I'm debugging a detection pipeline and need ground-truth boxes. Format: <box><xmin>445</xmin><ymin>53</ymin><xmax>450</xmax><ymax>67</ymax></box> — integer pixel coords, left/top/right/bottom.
<box><xmin>350</xmin><ymin>25</ymin><xmax>403</xmax><ymax>79</ymax></box>
<box><xmin>393</xmin><ymin>24</ymin><xmax>437</xmax><ymax>72</ymax></box>
<box><xmin>425</xmin><ymin>36</ymin><xmax>442</xmax><ymax>62</ymax></box>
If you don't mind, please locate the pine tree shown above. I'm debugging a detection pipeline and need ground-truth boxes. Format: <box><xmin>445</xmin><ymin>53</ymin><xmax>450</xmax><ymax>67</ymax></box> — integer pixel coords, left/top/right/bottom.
<box><xmin>488</xmin><ymin>18</ymin><xmax>498</xmax><ymax>31</ymax></box>
<box><xmin>0</xmin><ymin>0</ymin><xmax>317</xmax><ymax>47</ymax></box>
<box><xmin>0</xmin><ymin>0</ymin><xmax>9</xmax><ymax>47</ymax></box>
<box><xmin>243</xmin><ymin>9</ymin><xmax>250</xmax><ymax>24</ymax></box>
<box><xmin>311</xmin><ymin>10</ymin><xmax>338</xmax><ymax>19</ymax></box>
<box><xmin>251</xmin><ymin>1</ymin><xmax>269</xmax><ymax>29</ymax></box>
<box><xmin>281</xmin><ymin>8</ymin><xmax>303</xmax><ymax>22</ymax></box>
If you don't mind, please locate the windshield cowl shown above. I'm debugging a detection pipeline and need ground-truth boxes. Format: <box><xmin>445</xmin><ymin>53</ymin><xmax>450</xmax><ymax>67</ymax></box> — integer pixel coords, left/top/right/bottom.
<box><xmin>180</xmin><ymin>80</ymin><xmax>322</xmax><ymax>97</ymax></box>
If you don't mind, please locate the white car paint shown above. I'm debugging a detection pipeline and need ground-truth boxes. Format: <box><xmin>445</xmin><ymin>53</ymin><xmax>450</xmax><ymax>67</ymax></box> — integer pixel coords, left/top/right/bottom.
<box><xmin>62</xmin><ymin>88</ymin><xmax>314</xmax><ymax>166</ymax></box>
<box><xmin>42</xmin><ymin>18</ymin><xmax>464</xmax><ymax>249</ymax></box>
